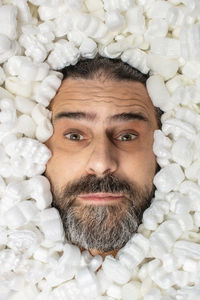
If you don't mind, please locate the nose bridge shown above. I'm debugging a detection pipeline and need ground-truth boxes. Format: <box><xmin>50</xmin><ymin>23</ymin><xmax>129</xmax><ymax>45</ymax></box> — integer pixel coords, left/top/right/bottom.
<box><xmin>86</xmin><ymin>135</ymin><xmax>118</xmax><ymax>176</ymax></box>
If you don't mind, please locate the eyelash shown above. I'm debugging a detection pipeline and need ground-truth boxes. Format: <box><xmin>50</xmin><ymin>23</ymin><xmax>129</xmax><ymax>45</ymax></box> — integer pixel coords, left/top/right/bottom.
<box><xmin>64</xmin><ymin>131</ymin><xmax>137</xmax><ymax>142</ymax></box>
<box><xmin>65</xmin><ymin>132</ymin><xmax>84</xmax><ymax>141</ymax></box>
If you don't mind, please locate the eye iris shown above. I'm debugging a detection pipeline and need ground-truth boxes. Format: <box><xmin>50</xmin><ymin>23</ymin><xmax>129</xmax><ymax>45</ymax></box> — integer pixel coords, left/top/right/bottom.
<box><xmin>70</xmin><ymin>133</ymin><xmax>80</xmax><ymax>140</ymax></box>
<box><xmin>121</xmin><ymin>134</ymin><xmax>132</xmax><ymax>141</ymax></box>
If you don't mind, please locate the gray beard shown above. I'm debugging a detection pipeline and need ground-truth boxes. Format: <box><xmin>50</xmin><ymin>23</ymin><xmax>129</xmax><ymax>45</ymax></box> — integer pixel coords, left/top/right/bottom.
<box><xmin>52</xmin><ymin>174</ymin><xmax>154</xmax><ymax>252</ymax></box>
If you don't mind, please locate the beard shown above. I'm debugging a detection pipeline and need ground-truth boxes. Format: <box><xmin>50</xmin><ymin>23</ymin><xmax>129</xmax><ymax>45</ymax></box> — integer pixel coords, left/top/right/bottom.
<box><xmin>51</xmin><ymin>174</ymin><xmax>154</xmax><ymax>252</ymax></box>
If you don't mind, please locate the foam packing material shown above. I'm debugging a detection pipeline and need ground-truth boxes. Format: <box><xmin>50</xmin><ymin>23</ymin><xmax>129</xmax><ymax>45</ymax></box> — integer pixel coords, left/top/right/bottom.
<box><xmin>0</xmin><ymin>0</ymin><xmax>200</xmax><ymax>299</ymax></box>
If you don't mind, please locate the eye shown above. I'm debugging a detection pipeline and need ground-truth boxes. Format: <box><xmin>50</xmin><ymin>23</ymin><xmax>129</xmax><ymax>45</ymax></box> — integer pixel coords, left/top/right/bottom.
<box><xmin>65</xmin><ymin>133</ymin><xmax>84</xmax><ymax>141</ymax></box>
<box><xmin>116</xmin><ymin>133</ymin><xmax>137</xmax><ymax>141</ymax></box>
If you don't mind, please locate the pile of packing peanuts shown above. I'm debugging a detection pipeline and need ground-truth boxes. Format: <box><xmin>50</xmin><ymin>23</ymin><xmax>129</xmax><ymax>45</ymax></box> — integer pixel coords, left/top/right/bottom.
<box><xmin>0</xmin><ymin>0</ymin><xmax>200</xmax><ymax>299</ymax></box>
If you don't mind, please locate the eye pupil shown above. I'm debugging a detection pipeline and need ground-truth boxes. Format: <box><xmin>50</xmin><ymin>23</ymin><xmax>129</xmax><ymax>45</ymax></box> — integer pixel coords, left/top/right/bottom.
<box><xmin>117</xmin><ymin>133</ymin><xmax>136</xmax><ymax>141</ymax></box>
<box><xmin>71</xmin><ymin>134</ymin><xmax>80</xmax><ymax>140</ymax></box>
<box><xmin>123</xmin><ymin>135</ymin><xmax>130</xmax><ymax>140</ymax></box>
<box><xmin>122</xmin><ymin>134</ymin><xmax>132</xmax><ymax>141</ymax></box>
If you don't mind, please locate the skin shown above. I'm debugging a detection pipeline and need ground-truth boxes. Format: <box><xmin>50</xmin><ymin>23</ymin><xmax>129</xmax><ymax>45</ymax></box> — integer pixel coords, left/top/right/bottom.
<box><xmin>45</xmin><ymin>77</ymin><xmax>158</xmax><ymax>257</ymax></box>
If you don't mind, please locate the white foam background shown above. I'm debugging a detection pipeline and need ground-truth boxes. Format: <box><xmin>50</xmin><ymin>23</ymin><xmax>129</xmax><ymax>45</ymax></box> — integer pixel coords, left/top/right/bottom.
<box><xmin>0</xmin><ymin>0</ymin><xmax>200</xmax><ymax>299</ymax></box>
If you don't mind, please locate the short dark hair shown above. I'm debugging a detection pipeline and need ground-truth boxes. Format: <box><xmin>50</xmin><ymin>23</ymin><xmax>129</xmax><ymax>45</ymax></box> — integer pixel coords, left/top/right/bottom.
<box><xmin>61</xmin><ymin>55</ymin><xmax>148</xmax><ymax>83</ymax></box>
<box><xmin>59</xmin><ymin>56</ymin><xmax>162</xmax><ymax>127</ymax></box>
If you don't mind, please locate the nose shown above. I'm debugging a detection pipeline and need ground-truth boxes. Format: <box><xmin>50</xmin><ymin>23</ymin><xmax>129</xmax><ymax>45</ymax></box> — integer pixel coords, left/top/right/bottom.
<box><xmin>85</xmin><ymin>138</ymin><xmax>118</xmax><ymax>177</ymax></box>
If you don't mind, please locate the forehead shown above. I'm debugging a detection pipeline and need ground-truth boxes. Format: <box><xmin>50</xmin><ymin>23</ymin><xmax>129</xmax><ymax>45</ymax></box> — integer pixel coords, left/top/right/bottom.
<box><xmin>50</xmin><ymin>78</ymin><xmax>155</xmax><ymax>119</ymax></box>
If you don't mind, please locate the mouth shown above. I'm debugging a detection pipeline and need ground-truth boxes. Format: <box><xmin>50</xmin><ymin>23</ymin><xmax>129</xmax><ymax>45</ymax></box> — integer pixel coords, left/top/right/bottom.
<box><xmin>77</xmin><ymin>193</ymin><xmax>124</xmax><ymax>205</ymax></box>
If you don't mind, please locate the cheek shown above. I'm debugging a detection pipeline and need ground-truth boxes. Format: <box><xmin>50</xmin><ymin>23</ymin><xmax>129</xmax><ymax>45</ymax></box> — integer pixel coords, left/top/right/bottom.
<box><xmin>119</xmin><ymin>139</ymin><xmax>157</xmax><ymax>184</ymax></box>
<box><xmin>45</xmin><ymin>148</ymin><xmax>87</xmax><ymax>188</ymax></box>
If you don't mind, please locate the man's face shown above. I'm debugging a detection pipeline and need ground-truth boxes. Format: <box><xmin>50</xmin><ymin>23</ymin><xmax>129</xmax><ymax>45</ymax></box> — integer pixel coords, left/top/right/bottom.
<box><xmin>45</xmin><ymin>77</ymin><xmax>158</xmax><ymax>253</ymax></box>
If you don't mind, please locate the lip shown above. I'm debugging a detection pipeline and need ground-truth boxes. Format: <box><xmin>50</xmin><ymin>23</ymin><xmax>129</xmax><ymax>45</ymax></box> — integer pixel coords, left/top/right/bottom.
<box><xmin>78</xmin><ymin>193</ymin><xmax>123</xmax><ymax>204</ymax></box>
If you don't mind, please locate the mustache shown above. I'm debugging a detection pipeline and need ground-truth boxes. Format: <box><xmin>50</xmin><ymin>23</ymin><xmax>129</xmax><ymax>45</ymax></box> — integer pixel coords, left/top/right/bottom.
<box><xmin>54</xmin><ymin>174</ymin><xmax>137</xmax><ymax>200</ymax></box>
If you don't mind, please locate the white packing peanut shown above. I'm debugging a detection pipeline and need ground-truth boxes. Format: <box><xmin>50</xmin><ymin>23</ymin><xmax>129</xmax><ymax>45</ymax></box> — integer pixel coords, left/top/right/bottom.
<box><xmin>162</xmin><ymin>118</ymin><xmax>196</xmax><ymax>141</ymax></box>
<box><xmin>121</xmin><ymin>48</ymin><xmax>149</xmax><ymax>74</ymax></box>
<box><xmin>47</xmin><ymin>40</ymin><xmax>80</xmax><ymax>70</ymax></box>
<box><xmin>37</xmin><ymin>22</ymin><xmax>55</xmax><ymax>44</ymax></box>
<box><xmin>0</xmin><ymin>87</ymin><xmax>15</xmax><ymax>101</ymax></box>
<box><xmin>140</xmin><ymin>277</ymin><xmax>155</xmax><ymax>297</ymax></box>
<box><xmin>15</xmin><ymin>96</ymin><xmax>36</xmax><ymax>115</ymax></box>
<box><xmin>180</xmin><ymin>24</ymin><xmax>200</xmax><ymax>62</ymax></box>
<box><xmin>147</xmin><ymin>55</ymin><xmax>179</xmax><ymax>80</ymax></box>
<box><xmin>79</xmin><ymin>38</ymin><xmax>98</xmax><ymax>59</ymax></box>
<box><xmin>27</xmin><ymin>175</ymin><xmax>52</xmax><ymax>210</ymax></box>
<box><xmin>179</xmin><ymin>181</ymin><xmax>200</xmax><ymax>211</ymax></box>
<box><xmin>175</xmin><ymin>107</ymin><xmax>200</xmax><ymax>131</ymax></box>
<box><xmin>105</xmin><ymin>10</ymin><xmax>125</xmax><ymax>32</ymax></box>
<box><xmin>16</xmin><ymin>114</ymin><xmax>36</xmax><ymax>138</ymax></box>
<box><xmin>153</xmin><ymin>130</ymin><xmax>172</xmax><ymax>159</ymax></box>
<box><xmin>169</xmin><ymin>192</ymin><xmax>192</xmax><ymax>214</ymax></box>
<box><xmin>150</xmin><ymin>267</ymin><xmax>173</xmax><ymax>289</ymax></box>
<box><xmin>0</xmin><ymin>98</ymin><xmax>16</xmax><ymax>125</ymax></box>
<box><xmin>143</xmin><ymin>200</ymin><xmax>169</xmax><ymax>231</ymax></box>
<box><xmin>106</xmin><ymin>283</ymin><xmax>121</xmax><ymax>299</ymax></box>
<box><xmin>172</xmin><ymin>270</ymin><xmax>189</xmax><ymax>288</ymax></box>
<box><xmin>1</xmin><ymin>0</ymin><xmax>200</xmax><ymax>298</ymax></box>
<box><xmin>181</xmin><ymin>61</ymin><xmax>200</xmax><ymax>79</ymax></box>
<box><xmin>166</xmin><ymin>76</ymin><xmax>182</xmax><ymax>93</ymax></box>
<box><xmin>53</xmin><ymin>15</ymin><xmax>72</xmax><ymax>38</ymax></box>
<box><xmin>5</xmin><ymin>56</ymin><xmax>50</xmax><ymax>82</ymax></box>
<box><xmin>117</xmin><ymin>234</ymin><xmax>150</xmax><ymax>269</ymax></box>
<box><xmin>143</xmin><ymin>288</ymin><xmax>161</xmax><ymax>300</ymax></box>
<box><xmin>36</xmin><ymin>119</ymin><xmax>53</xmax><ymax>142</ymax></box>
<box><xmin>150</xmin><ymin>219</ymin><xmax>183</xmax><ymax>258</ymax></box>
<box><xmin>162</xmin><ymin>253</ymin><xmax>180</xmax><ymax>272</ymax></box>
<box><xmin>153</xmin><ymin>163</ymin><xmax>185</xmax><ymax>193</ymax></box>
<box><xmin>5</xmin><ymin>76</ymin><xmax>32</xmax><ymax>98</ymax></box>
<box><xmin>39</xmin><ymin>208</ymin><xmax>64</xmax><ymax>242</ymax></box>
<box><xmin>33</xmin><ymin>73</ymin><xmax>62</xmax><ymax>107</ymax></box>
<box><xmin>146</xmin><ymin>75</ymin><xmax>172</xmax><ymax>112</ymax></box>
<box><xmin>97</xmin><ymin>269</ymin><xmax>113</xmax><ymax>295</ymax></box>
<box><xmin>145</xmin><ymin>19</ymin><xmax>168</xmax><ymax>39</ymax></box>
<box><xmin>171</xmin><ymin>137</ymin><xmax>193</xmax><ymax>168</ymax></box>
<box><xmin>31</xmin><ymin>104</ymin><xmax>51</xmax><ymax>125</ymax></box>
<box><xmin>0</xmin><ymin>249</ymin><xmax>23</xmax><ymax>272</ymax></box>
<box><xmin>89</xmin><ymin>255</ymin><xmax>103</xmax><ymax>272</ymax></box>
<box><xmin>0</xmin><ymin>36</ymin><xmax>20</xmax><ymax>64</ymax></box>
<box><xmin>76</xmin><ymin>13</ymin><xmax>108</xmax><ymax>40</ymax></box>
<box><xmin>19</xmin><ymin>34</ymin><xmax>48</xmax><ymax>63</ymax></box>
<box><xmin>76</xmin><ymin>266</ymin><xmax>99</xmax><ymax>298</ymax></box>
<box><xmin>0</xmin><ymin>67</ymin><xmax>5</xmax><ymax>85</ymax></box>
<box><xmin>51</xmin><ymin>280</ymin><xmax>81</xmax><ymax>300</ymax></box>
<box><xmin>85</xmin><ymin>0</ymin><xmax>103</xmax><ymax>12</ymax></box>
<box><xmin>102</xmin><ymin>255</ymin><xmax>131</xmax><ymax>285</ymax></box>
<box><xmin>5</xmin><ymin>137</ymin><xmax>51</xmax><ymax>165</ymax></box>
<box><xmin>193</xmin><ymin>212</ymin><xmax>200</xmax><ymax>227</ymax></box>
<box><xmin>121</xmin><ymin>281</ymin><xmax>141</xmax><ymax>300</ymax></box>
<box><xmin>103</xmin><ymin>0</ymin><xmax>133</xmax><ymax>12</ymax></box>
<box><xmin>150</xmin><ymin>37</ymin><xmax>181</xmax><ymax>58</ymax></box>
<box><xmin>183</xmin><ymin>258</ymin><xmax>198</xmax><ymax>273</ymax></box>
<box><xmin>173</xmin><ymin>240</ymin><xmax>200</xmax><ymax>260</ymax></box>
<box><xmin>4</xmin><ymin>205</ymin><xmax>28</xmax><ymax>229</ymax></box>
<box><xmin>0</xmin><ymin>5</ymin><xmax>18</xmax><ymax>40</ymax></box>
<box><xmin>7</xmin><ymin>229</ymin><xmax>42</xmax><ymax>255</ymax></box>
<box><xmin>166</xmin><ymin>6</ymin><xmax>186</xmax><ymax>28</ymax></box>
<box><xmin>125</xmin><ymin>7</ymin><xmax>146</xmax><ymax>34</ymax></box>
<box><xmin>13</xmin><ymin>0</ymin><xmax>32</xmax><ymax>24</ymax></box>
<box><xmin>38</xmin><ymin>3</ymin><xmax>68</xmax><ymax>21</ymax></box>
<box><xmin>146</xmin><ymin>1</ymin><xmax>172</xmax><ymax>19</ymax></box>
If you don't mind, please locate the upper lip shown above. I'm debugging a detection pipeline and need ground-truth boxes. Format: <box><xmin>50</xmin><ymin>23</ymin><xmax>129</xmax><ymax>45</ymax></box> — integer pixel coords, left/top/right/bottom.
<box><xmin>79</xmin><ymin>193</ymin><xmax>123</xmax><ymax>198</ymax></box>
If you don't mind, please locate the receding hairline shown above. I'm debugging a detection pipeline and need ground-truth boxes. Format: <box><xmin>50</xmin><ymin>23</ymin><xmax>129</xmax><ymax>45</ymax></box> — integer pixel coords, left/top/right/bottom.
<box><xmin>57</xmin><ymin>57</ymin><xmax>162</xmax><ymax>128</ymax></box>
<box><xmin>59</xmin><ymin>56</ymin><xmax>149</xmax><ymax>84</ymax></box>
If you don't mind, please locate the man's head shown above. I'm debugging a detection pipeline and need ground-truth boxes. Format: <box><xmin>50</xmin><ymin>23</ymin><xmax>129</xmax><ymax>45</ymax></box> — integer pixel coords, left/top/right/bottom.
<box><xmin>45</xmin><ymin>56</ymin><xmax>160</xmax><ymax>255</ymax></box>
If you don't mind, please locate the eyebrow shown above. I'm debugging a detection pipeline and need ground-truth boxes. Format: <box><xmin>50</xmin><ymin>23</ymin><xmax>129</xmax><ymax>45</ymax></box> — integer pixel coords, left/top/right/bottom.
<box><xmin>54</xmin><ymin>112</ymin><xmax>96</xmax><ymax>121</ymax></box>
<box><xmin>110</xmin><ymin>112</ymin><xmax>148</xmax><ymax>122</ymax></box>
<box><xmin>54</xmin><ymin>111</ymin><xmax>148</xmax><ymax>122</ymax></box>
